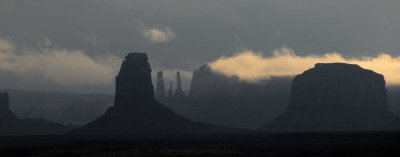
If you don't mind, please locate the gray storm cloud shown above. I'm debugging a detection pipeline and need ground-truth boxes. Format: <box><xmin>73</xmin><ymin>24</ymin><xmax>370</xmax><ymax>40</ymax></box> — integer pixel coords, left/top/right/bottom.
<box><xmin>0</xmin><ymin>38</ymin><xmax>122</xmax><ymax>86</ymax></box>
<box><xmin>2</xmin><ymin>0</ymin><xmax>400</xmax><ymax>92</ymax></box>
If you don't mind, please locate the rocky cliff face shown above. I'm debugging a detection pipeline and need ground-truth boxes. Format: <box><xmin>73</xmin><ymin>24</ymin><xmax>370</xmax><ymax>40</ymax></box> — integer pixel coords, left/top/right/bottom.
<box><xmin>69</xmin><ymin>53</ymin><xmax>243</xmax><ymax>135</ymax></box>
<box><xmin>262</xmin><ymin>63</ymin><xmax>400</xmax><ymax>131</ymax></box>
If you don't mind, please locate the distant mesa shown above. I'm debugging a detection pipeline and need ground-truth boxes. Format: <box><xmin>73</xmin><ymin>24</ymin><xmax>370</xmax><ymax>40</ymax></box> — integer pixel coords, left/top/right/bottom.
<box><xmin>261</xmin><ymin>63</ymin><xmax>400</xmax><ymax>132</ymax></box>
<box><xmin>69</xmin><ymin>52</ymin><xmax>243</xmax><ymax>135</ymax></box>
<box><xmin>0</xmin><ymin>92</ymin><xmax>74</xmax><ymax>135</ymax></box>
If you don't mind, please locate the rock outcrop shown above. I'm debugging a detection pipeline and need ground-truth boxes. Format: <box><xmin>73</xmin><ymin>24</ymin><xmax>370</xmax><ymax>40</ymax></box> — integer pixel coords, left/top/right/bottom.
<box><xmin>69</xmin><ymin>52</ymin><xmax>244</xmax><ymax>135</ymax></box>
<box><xmin>0</xmin><ymin>92</ymin><xmax>17</xmax><ymax>122</ymax></box>
<box><xmin>156</xmin><ymin>71</ymin><xmax>165</xmax><ymax>98</ymax></box>
<box><xmin>262</xmin><ymin>63</ymin><xmax>400</xmax><ymax>132</ymax></box>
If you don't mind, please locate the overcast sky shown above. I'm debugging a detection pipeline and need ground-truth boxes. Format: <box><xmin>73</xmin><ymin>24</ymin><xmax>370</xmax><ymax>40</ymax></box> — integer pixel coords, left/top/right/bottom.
<box><xmin>0</xmin><ymin>0</ymin><xmax>400</xmax><ymax>93</ymax></box>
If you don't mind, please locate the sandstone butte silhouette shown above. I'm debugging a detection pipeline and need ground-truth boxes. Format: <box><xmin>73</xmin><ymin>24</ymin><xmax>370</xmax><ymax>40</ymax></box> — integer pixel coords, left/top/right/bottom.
<box><xmin>261</xmin><ymin>63</ymin><xmax>400</xmax><ymax>132</ymax></box>
<box><xmin>69</xmin><ymin>52</ymin><xmax>245</xmax><ymax>135</ymax></box>
<box><xmin>0</xmin><ymin>92</ymin><xmax>74</xmax><ymax>135</ymax></box>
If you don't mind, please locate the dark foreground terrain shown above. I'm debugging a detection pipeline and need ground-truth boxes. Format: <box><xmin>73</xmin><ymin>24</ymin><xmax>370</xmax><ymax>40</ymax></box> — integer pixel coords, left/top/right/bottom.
<box><xmin>1</xmin><ymin>131</ymin><xmax>400</xmax><ymax>157</ymax></box>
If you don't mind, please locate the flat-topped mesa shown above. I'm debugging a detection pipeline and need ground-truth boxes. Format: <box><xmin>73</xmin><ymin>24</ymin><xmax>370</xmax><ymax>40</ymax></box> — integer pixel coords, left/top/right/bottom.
<box><xmin>289</xmin><ymin>62</ymin><xmax>387</xmax><ymax>113</ymax></box>
<box><xmin>0</xmin><ymin>92</ymin><xmax>17</xmax><ymax>121</ymax></box>
<box><xmin>156</xmin><ymin>71</ymin><xmax>166</xmax><ymax>98</ymax></box>
<box><xmin>314</xmin><ymin>62</ymin><xmax>361</xmax><ymax>69</ymax></box>
<box><xmin>114</xmin><ymin>52</ymin><xmax>154</xmax><ymax>107</ymax></box>
<box><xmin>262</xmin><ymin>63</ymin><xmax>400</xmax><ymax>131</ymax></box>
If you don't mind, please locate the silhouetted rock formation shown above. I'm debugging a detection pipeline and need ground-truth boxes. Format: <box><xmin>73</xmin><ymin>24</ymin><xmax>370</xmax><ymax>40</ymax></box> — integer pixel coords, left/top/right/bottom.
<box><xmin>174</xmin><ymin>71</ymin><xmax>186</xmax><ymax>98</ymax></box>
<box><xmin>168</xmin><ymin>81</ymin><xmax>173</xmax><ymax>97</ymax></box>
<box><xmin>0</xmin><ymin>92</ymin><xmax>17</xmax><ymax>122</ymax></box>
<box><xmin>114</xmin><ymin>53</ymin><xmax>155</xmax><ymax>106</ymax></box>
<box><xmin>0</xmin><ymin>92</ymin><xmax>74</xmax><ymax>135</ymax></box>
<box><xmin>163</xmin><ymin>65</ymin><xmax>291</xmax><ymax>129</ymax></box>
<box><xmin>262</xmin><ymin>63</ymin><xmax>400</xmax><ymax>132</ymax></box>
<box><xmin>69</xmin><ymin>53</ymin><xmax>244</xmax><ymax>135</ymax></box>
<box><xmin>156</xmin><ymin>71</ymin><xmax>165</xmax><ymax>98</ymax></box>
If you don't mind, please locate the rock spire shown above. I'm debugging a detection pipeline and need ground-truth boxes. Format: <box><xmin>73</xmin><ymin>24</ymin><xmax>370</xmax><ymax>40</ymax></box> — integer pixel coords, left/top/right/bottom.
<box><xmin>156</xmin><ymin>71</ymin><xmax>165</xmax><ymax>98</ymax></box>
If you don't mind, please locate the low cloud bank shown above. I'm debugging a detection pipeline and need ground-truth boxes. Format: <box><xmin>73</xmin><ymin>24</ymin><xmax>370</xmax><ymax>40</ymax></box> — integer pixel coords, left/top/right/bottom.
<box><xmin>0</xmin><ymin>38</ymin><xmax>122</xmax><ymax>86</ymax></box>
<box><xmin>209</xmin><ymin>47</ymin><xmax>400</xmax><ymax>85</ymax></box>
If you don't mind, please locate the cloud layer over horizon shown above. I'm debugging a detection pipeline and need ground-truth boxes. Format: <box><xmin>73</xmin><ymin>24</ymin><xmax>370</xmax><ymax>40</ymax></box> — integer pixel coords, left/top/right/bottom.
<box><xmin>0</xmin><ymin>37</ymin><xmax>192</xmax><ymax>91</ymax></box>
<box><xmin>209</xmin><ymin>48</ymin><xmax>400</xmax><ymax>85</ymax></box>
<box><xmin>0</xmin><ymin>38</ymin><xmax>122</xmax><ymax>86</ymax></box>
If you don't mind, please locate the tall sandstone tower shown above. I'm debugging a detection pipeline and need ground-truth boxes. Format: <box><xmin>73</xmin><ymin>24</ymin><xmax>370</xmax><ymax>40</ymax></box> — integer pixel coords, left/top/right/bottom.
<box><xmin>174</xmin><ymin>71</ymin><xmax>186</xmax><ymax>97</ymax></box>
<box><xmin>156</xmin><ymin>71</ymin><xmax>166</xmax><ymax>98</ymax></box>
<box><xmin>114</xmin><ymin>53</ymin><xmax>154</xmax><ymax>106</ymax></box>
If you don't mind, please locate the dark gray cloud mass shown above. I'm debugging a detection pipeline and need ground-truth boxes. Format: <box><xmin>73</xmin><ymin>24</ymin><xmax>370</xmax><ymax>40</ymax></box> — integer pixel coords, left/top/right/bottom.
<box><xmin>0</xmin><ymin>0</ymin><xmax>399</xmax><ymax>93</ymax></box>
